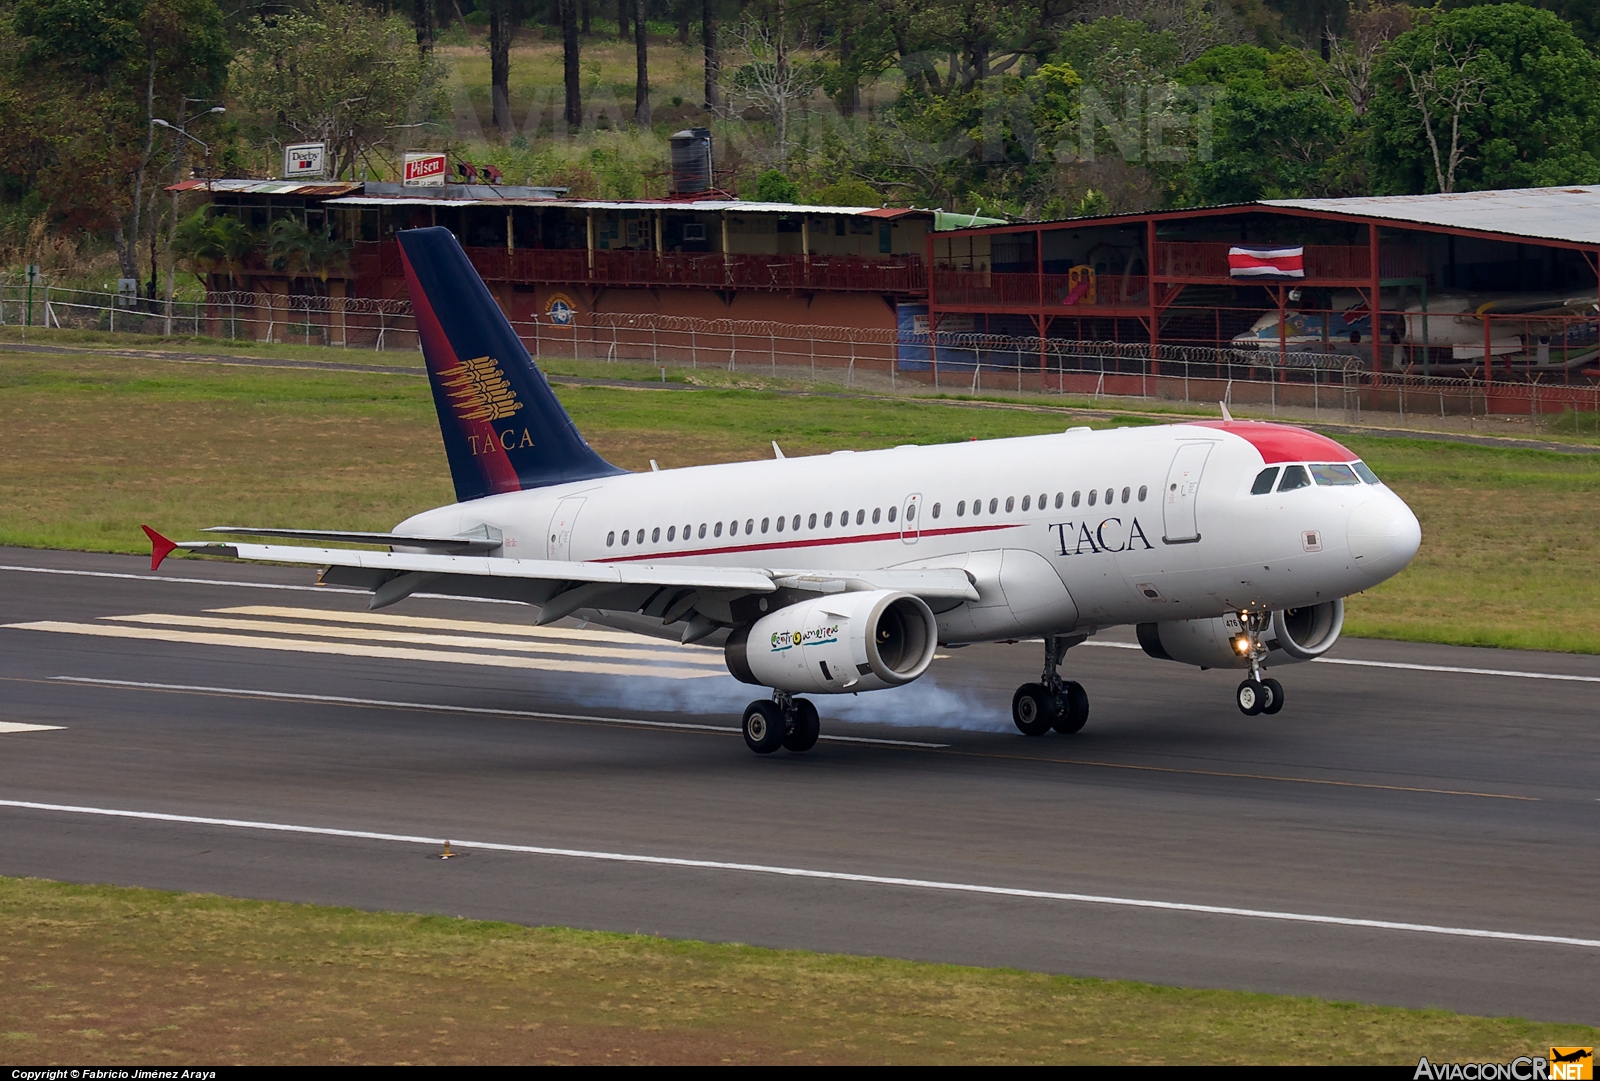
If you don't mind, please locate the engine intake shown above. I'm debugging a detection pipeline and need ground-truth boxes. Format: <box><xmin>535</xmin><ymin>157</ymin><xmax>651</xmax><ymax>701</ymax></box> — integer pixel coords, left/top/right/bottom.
<box><xmin>1137</xmin><ymin>599</ymin><xmax>1344</xmax><ymax>669</ymax></box>
<box><xmin>726</xmin><ymin>589</ymin><xmax>938</xmax><ymax>694</ymax></box>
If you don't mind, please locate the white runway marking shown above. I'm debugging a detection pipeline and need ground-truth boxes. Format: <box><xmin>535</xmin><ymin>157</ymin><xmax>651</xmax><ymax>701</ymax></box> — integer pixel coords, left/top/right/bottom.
<box><xmin>215</xmin><ymin>606</ymin><xmax>689</xmax><ymax>647</ymax></box>
<box><xmin>0</xmin><ymin>722</ymin><xmax>65</xmax><ymax>734</ymax></box>
<box><xmin>105</xmin><ymin>613</ymin><xmax>725</xmax><ymax>667</ymax></box>
<box><xmin>1081</xmin><ymin>640</ymin><xmax>1600</xmax><ymax>684</ymax></box>
<box><xmin>3</xmin><ymin>797</ymin><xmax>1595</xmax><ymax>951</ymax></box>
<box><xmin>6</xmin><ymin>621</ymin><xmax>721</xmax><ymax>680</ymax></box>
<box><xmin>47</xmin><ymin>677</ymin><xmax>951</xmax><ymax>748</ymax></box>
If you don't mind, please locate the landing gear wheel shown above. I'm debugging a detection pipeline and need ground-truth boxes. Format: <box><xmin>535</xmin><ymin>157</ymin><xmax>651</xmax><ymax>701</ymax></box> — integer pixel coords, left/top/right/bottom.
<box><xmin>1261</xmin><ymin>678</ymin><xmax>1285</xmax><ymax>716</ymax></box>
<box><xmin>1052</xmin><ymin>681</ymin><xmax>1089</xmax><ymax>734</ymax></box>
<box><xmin>742</xmin><ymin>700</ymin><xmax>787</xmax><ymax>754</ymax></box>
<box><xmin>1236</xmin><ymin>679</ymin><xmax>1266</xmax><ymax>716</ymax></box>
<box><xmin>1012</xmin><ymin>683</ymin><xmax>1056</xmax><ymax>736</ymax></box>
<box><xmin>783</xmin><ymin>698</ymin><xmax>820</xmax><ymax>752</ymax></box>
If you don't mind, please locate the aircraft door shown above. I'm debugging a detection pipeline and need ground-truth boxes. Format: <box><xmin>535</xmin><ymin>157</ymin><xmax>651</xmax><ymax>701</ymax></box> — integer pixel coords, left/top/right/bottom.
<box><xmin>1161</xmin><ymin>443</ymin><xmax>1213</xmax><ymax>544</ymax></box>
<box><xmin>900</xmin><ymin>493</ymin><xmax>922</xmax><ymax>544</ymax></box>
<box><xmin>546</xmin><ymin>496</ymin><xmax>586</xmax><ymax>559</ymax></box>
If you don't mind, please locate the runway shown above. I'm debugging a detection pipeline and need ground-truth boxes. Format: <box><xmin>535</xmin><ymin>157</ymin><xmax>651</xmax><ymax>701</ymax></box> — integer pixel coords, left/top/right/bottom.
<box><xmin>1</xmin><ymin>546</ymin><xmax>1596</xmax><ymax>1024</ymax></box>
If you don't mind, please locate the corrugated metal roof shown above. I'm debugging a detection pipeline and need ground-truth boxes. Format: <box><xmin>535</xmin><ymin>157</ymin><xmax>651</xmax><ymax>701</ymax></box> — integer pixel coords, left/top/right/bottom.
<box><xmin>321</xmin><ymin>195</ymin><xmax>933</xmax><ymax>218</ymax></box>
<box><xmin>1264</xmin><ymin>186</ymin><xmax>1600</xmax><ymax>245</ymax></box>
<box><xmin>166</xmin><ymin>179</ymin><xmax>361</xmax><ymax>196</ymax></box>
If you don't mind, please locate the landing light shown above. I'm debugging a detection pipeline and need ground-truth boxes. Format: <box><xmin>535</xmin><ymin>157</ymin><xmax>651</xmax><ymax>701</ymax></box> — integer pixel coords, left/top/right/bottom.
<box><xmin>1232</xmin><ymin>636</ymin><xmax>1251</xmax><ymax>655</ymax></box>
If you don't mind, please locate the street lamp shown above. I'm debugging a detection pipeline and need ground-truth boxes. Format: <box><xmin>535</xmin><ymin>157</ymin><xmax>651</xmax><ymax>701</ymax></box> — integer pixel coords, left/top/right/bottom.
<box><xmin>151</xmin><ymin>104</ymin><xmax>225</xmax><ymax>335</ymax></box>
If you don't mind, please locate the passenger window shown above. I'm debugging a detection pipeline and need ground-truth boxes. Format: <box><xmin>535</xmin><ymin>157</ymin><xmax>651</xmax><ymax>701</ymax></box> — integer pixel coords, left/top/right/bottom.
<box><xmin>808</xmin><ymin>513</ymin><xmax>817</xmax><ymax>528</ymax></box>
<box><xmin>606</xmin><ymin>531</ymin><xmax>615</xmax><ymax>547</ymax></box>
<box><xmin>1251</xmin><ymin>467</ymin><xmax>1280</xmax><ymax>495</ymax></box>
<box><xmin>988</xmin><ymin>498</ymin><xmax>998</xmax><ymax>514</ymax></box>
<box><xmin>1352</xmin><ymin>461</ymin><xmax>1381</xmax><ymax>485</ymax></box>
<box><xmin>638</xmin><ymin>529</ymin><xmax>645</xmax><ymax>544</ymax></box>
<box><xmin>775</xmin><ymin>516</ymin><xmax>784</xmax><ymax>532</ymax></box>
<box><xmin>667</xmin><ymin>526</ymin><xmax>676</xmax><ymax>541</ymax></box>
<box><xmin>872</xmin><ymin>508</ymin><xmax>881</xmax><ymax>524</ymax></box>
<box><xmin>1121</xmin><ymin>487</ymin><xmax>1130</xmax><ymax>503</ymax></box>
<box><xmin>746</xmin><ymin>519</ymin><xmax>754</xmax><ymax>534</ymax></box>
<box><xmin>1071</xmin><ymin>491</ymin><xmax>1080</xmax><ymax>507</ymax></box>
<box><xmin>1310</xmin><ymin>463</ymin><xmax>1361</xmax><ymax>486</ymax></box>
<box><xmin>1021</xmin><ymin>495</ymin><xmax>1031</xmax><ymax>511</ymax></box>
<box><xmin>1054</xmin><ymin>492</ymin><xmax>1063</xmax><ymax>509</ymax></box>
<box><xmin>714</xmin><ymin>522</ymin><xmax>723</xmax><ymax>537</ymax></box>
<box><xmin>684</xmin><ymin>523</ymin><xmax>691</xmax><ymax>539</ymax></box>
<box><xmin>652</xmin><ymin>527</ymin><xmax>660</xmax><ymax>543</ymax></box>
<box><xmin>761</xmin><ymin>517</ymin><xmax>769</xmax><ymax>533</ymax></box>
<box><xmin>888</xmin><ymin>506</ymin><xmax>897</xmax><ymax>522</ymax></box>
<box><xmin>1104</xmin><ymin>489</ymin><xmax>1113</xmax><ymax>505</ymax></box>
<box><xmin>906</xmin><ymin>504</ymin><xmax>916</xmax><ymax>520</ymax></box>
<box><xmin>1005</xmin><ymin>497</ymin><xmax>1015</xmax><ymax>512</ymax></box>
<box><xmin>1138</xmin><ymin>485</ymin><xmax>1147</xmax><ymax>501</ymax></box>
<box><xmin>1278</xmin><ymin>465</ymin><xmax>1311</xmax><ymax>492</ymax></box>
<box><xmin>931</xmin><ymin>503</ymin><xmax>940</xmax><ymax>519</ymax></box>
<box><xmin>792</xmin><ymin>515</ymin><xmax>801</xmax><ymax>531</ymax></box>
<box><xmin>1088</xmin><ymin>490</ymin><xmax>1097</xmax><ymax>506</ymax></box>
<box><xmin>621</xmin><ymin>530</ymin><xmax>630</xmax><ymax>546</ymax></box>
<box><xmin>957</xmin><ymin>500</ymin><xmax>967</xmax><ymax>516</ymax></box>
<box><xmin>824</xmin><ymin>512</ymin><xmax>833</xmax><ymax>527</ymax></box>
<box><xmin>856</xmin><ymin>509</ymin><xmax>865</xmax><ymax>525</ymax></box>
<box><xmin>698</xmin><ymin>523</ymin><xmax>707</xmax><ymax>538</ymax></box>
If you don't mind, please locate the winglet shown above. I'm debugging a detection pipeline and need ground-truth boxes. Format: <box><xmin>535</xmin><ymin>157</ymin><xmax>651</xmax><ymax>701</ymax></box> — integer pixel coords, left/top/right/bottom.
<box><xmin>1219</xmin><ymin>401</ymin><xmax>1234</xmax><ymax>422</ymax></box>
<box><xmin>142</xmin><ymin>525</ymin><xmax>178</xmax><ymax>571</ymax></box>
<box><xmin>771</xmin><ymin>441</ymin><xmax>784</xmax><ymax>459</ymax></box>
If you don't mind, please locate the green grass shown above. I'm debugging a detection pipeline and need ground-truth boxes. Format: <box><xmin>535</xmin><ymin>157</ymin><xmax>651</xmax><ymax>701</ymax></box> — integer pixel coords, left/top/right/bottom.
<box><xmin>2</xmin><ymin>875</ymin><xmax>1591</xmax><ymax>1065</ymax></box>
<box><xmin>3</xmin><ymin>350</ymin><xmax>1600</xmax><ymax>653</ymax></box>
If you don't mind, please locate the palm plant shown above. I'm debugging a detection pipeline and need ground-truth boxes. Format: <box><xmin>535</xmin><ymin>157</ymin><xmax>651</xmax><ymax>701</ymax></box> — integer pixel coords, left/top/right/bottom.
<box><xmin>173</xmin><ymin>210</ymin><xmax>259</xmax><ymax>339</ymax></box>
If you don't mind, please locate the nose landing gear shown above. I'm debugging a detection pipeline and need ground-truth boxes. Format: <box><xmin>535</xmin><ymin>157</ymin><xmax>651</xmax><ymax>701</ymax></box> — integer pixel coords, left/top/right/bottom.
<box><xmin>1233</xmin><ymin>612</ymin><xmax>1286</xmax><ymax>716</ymax></box>
<box><xmin>742</xmin><ymin>692</ymin><xmax>821</xmax><ymax>754</ymax></box>
<box><xmin>1012</xmin><ymin>634</ymin><xmax>1090</xmax><ymax>736</ymax></box>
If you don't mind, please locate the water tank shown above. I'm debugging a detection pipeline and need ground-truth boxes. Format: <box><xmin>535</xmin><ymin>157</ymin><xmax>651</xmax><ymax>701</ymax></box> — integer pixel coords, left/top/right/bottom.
<box><xmin>669</xmin><ymin>128</ymin><xmax>713</xmax><ymax>195</ymax></box>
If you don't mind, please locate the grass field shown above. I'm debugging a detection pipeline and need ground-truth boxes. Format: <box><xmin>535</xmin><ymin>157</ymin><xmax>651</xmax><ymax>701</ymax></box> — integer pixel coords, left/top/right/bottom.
<box><xmin>2</xmin><ymin>876</ymin><xmax>1591</xmax><ymax>1065</ymax></box>
<box><xmin>3</xmin><ymin>350</ymin><xmax>1599</xmax><ymax>652</ymax></box>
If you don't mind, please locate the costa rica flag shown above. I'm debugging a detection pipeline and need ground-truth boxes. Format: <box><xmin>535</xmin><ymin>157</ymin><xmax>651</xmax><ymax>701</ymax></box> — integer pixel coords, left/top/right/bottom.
<box><xmin>1229</xmin><ymin>246</ymin><xmax>1305</xmax><ymax>279</ymax></box>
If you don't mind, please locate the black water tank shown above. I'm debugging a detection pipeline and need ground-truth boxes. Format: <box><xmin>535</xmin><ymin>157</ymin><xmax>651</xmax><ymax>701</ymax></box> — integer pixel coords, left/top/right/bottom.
<box><xmin>670</xmin><ymin>128</ymin><xmax>713</xmax><ymax>195</ymax></box>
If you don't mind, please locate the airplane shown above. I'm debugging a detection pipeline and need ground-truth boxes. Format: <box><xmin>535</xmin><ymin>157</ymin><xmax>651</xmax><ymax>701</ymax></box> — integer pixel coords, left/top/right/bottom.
<box><xmin>142</xmin><ymin>227</ymin><xmax>1423</xmax><ymax>755</ymax></box>
<box><xmin>1233</xmin><ymin>288</ymin><xmax>1599</xmax><ymax>365</ymax></box>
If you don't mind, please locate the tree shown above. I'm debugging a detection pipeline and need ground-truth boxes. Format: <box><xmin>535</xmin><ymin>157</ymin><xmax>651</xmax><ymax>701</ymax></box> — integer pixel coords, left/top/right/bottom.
<box><xmin>724</xmin><ymin>13</ymin><xmax>828</xmax><ymax>161</ymax></box>
<box><xmin>412</xmin><ymin>0</ymin><xmax>435</xmax><ymax>54</ymax></box>
<box><xmin>702</xmin><ymin>0</ymin><xmax>720</xmax><ymax>110</ymax></box>
<box><xmin>753</xmin><ymin>168</ymin><xmax>798</xmax><ymax>200</ymax></box>
<box><xmin>634</xmin><ymin>0</ymin><xmax>651</xmax><ymax>125</ymax></box>
<box><xmin>561</xmin><ymin>0</ymin><xmax>582</xmax><ymax>127</ymax></box>
<box><xmin>1369</xmin><ymin>3</ymin><xmax>1600</xmax><ymax>193</ymax></box>
<box><xmin>1319</xmin><ymin>0</ymin><xmax>1411</xmax><ymax>116</ymax></box>
<box><xmin>231</xmin><ymin>2</ymin><xmax>446</xmax><ymax>180</ymax></box>
<box><xmin>487</xmin><ymin>0</ymin><xmax>516</xmax><ymax>135</ymax></box>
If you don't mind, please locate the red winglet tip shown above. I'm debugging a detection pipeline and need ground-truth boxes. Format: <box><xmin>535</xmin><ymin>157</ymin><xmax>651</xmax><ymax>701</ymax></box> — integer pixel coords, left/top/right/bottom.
<box><xmin>142</xmin><ymin>525</ymin><xmax>178</xmax><ymax>571</ymax></box>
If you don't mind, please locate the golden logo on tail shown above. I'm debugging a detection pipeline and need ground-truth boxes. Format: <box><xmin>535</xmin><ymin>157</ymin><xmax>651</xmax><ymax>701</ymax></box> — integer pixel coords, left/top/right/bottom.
<box><xmin>439</xmin><ymin>355</ymin><xmax>523</xmax><ymax>423</ymax></box>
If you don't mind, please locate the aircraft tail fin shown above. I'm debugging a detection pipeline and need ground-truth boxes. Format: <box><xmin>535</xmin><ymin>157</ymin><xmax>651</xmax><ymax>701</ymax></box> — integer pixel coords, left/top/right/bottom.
<box><xmin>397</xmin><ymin>227</ymin><xmax>625</xmax><ymax>502</ymax></box>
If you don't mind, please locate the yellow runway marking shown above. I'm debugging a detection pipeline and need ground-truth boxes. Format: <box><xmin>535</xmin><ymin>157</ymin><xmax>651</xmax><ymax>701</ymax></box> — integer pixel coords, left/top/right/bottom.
<box><xmin>107</xmin><ymin>613</ymin><xmax>725</xmax><ymax>666</ymax></box>
<box><xmin>4</xmin><ymin>621</ymin><xmax>723</xmax><ymax>680</ymax></box>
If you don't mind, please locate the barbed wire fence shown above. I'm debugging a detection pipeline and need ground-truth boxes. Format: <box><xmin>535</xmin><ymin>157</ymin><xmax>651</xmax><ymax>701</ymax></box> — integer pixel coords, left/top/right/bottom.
<box><xmin>4</xmin><ymin>286</ymin><xmax>1599</xmax><ymax>429</ymax></box>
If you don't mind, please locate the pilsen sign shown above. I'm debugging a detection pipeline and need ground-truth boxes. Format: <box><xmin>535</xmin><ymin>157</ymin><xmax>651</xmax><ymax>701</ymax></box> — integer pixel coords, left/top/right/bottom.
<box><xmin>403</xmin><ymin>152</ymin><xmax>447</xmax><ymax>187</ymax></box>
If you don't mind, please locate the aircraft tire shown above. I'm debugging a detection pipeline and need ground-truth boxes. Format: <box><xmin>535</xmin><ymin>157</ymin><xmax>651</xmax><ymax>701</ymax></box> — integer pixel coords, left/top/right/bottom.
<box><xmin>742</xmin><ymin>700</ymin><xmax>787</xmax><ymax>754</ymax></box>
<box><xmin>1261</xmin><ymin>678</ymin><xmax>1285</xmax><ymax>715</ymax></box>
<box><xmin>1236</xmin><ymin>679</ymin><xmax>1267</xmax><ymax>716</ymax></box>
<box><xmin>1012</xmin><ymin>684</ymin><xmax>1055</xmax><ymax>736</ymax></box>
<box><xmin>1052</xmin><ymin>681</ymin><xmax>1089</xmax><ymax>734</ymax></box>
<box><xmin>783</xmin><ymin>699</ymin><xmax>821</xmax><ymax>752</ymax></box>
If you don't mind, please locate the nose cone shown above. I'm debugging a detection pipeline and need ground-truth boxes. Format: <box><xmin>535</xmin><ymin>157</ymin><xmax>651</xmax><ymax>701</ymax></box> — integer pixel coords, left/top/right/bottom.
<box><xmin>1347</xmin><ymin>492</ymin><xmax>1421</xmax><ymax>584</ymax></box>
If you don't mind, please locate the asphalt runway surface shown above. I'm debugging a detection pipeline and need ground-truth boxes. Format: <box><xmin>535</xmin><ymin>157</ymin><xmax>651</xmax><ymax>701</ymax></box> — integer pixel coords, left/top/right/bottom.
<box><xmin>1</xmin><ymin>546</ymin><xmax>1596</xmax><ymax>1025</ymax></box>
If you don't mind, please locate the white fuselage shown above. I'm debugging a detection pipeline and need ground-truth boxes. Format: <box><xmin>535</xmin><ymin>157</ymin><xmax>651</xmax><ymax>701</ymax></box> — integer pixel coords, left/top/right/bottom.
<box><xmin>396</xmin><ymin>422</ymin><xmax>1420</xmax><ymax>643</ymax></box>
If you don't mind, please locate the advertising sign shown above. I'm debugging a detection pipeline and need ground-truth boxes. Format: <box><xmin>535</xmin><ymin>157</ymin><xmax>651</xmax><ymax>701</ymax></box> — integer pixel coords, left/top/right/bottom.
<box><xmin>404</xmin><ymin>152</ymin><xmax>448</xmax><ymax>187</ymax></box>
<box><xmin>283</xmin><ymin>143</ymin><xmax>327</xmax><ymax>179</ymax></box>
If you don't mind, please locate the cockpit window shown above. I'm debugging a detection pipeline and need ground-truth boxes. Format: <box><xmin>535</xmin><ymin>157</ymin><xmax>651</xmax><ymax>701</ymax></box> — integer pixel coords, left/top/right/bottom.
<box><xmin>1251</xmin><ymin>467</ymin><xmax>1280</xmax><ymax>495</ymax></box>
<box><xmin>1352</xmin><ymin>461</ymin><xmax>1381</xmax><ymax>485</ymax></box>
<box><xmin>1277</xmin><ymin>465</ymin><xmax>1311</xmax><ymax>492</ymax></box>
<box><xmin>1310</xmin><ymin>463</ymin><xmax>1360</xmax><ymax>486</ymax></box>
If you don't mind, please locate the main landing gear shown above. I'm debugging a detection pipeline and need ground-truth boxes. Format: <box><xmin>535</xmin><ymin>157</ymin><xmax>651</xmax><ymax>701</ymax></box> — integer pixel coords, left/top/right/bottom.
<box><xmin>1012</xmin><ymin>634</ymin><xmax>1089</xmax><ymax>737</ymax></box>
<box><xmin>1233</xmin><ymin>611</ymin><xmax>1285</xmax><ymax>717</ymax></box>
<box><xmin>741</xmin><ymin>692</ymin><xmax>820</xmax><ymax>755</ymax></box>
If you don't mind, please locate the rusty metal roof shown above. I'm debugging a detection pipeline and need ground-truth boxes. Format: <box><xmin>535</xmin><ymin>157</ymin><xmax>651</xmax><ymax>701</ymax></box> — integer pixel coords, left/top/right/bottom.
<box><xmin>166</xmin><ymin>179</ymin><xmax>361</xmax><ymax>196</ymax></box>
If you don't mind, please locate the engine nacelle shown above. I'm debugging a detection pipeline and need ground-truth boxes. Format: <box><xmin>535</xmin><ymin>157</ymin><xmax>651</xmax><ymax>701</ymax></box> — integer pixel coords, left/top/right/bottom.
<box><xmin>1136</xmin><ymin>599</ymin><xmax>1344</xmax><ymax>669</ymax></box>
<box><xmin>725</xmin><ymin>589</ymin><xmax>938</xmax><ymax>694</ymax></box>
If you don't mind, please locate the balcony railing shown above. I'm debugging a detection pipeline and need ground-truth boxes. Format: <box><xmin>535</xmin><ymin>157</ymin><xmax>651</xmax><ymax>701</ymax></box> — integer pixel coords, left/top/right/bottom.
<box><xmin>1154</xmin><ymin>242</ymin><xmax>1424</xmax><ymax>281</ymax></box>
<box><xmin>933</xmin><ymin>269</ymin><xmax>1150</xmax><ymax>308</ymax></box>
<box><xmin>347</xmin><ymin>242</ymin><xmax>925</xmax><ymax>293</ymax></box>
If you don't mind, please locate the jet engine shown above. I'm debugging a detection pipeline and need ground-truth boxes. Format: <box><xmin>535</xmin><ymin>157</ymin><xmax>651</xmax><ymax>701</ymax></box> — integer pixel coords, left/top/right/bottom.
<box><xmin>1136</xmin><ymin>599</ymin><xmax>1344</xmax><ymax>669</ymax></box>
<box><xmin>725</xmin><ymin>589</ymin><xmax>938</xmax><ymax>694</ymax></box>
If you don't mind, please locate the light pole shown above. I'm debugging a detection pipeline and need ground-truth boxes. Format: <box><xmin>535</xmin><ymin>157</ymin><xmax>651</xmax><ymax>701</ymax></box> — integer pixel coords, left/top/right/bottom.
<box><xmin>152</xmin><ymin>103</ymin><xmax>224</xmax><ymax>336</ymax></box>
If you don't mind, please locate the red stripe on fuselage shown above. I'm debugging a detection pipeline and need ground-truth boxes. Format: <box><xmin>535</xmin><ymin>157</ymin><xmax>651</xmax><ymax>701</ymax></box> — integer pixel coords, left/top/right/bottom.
<box><xmin>599</xmin><ymin>522</ymin><xmax>1022</xmax><ymax>562</ymax></box>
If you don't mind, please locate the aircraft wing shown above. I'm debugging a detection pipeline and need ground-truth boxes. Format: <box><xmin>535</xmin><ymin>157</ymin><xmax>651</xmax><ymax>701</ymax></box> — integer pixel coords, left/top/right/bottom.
<box><xmin>143</xmin><ymin>527</ymin><xmax>977</xmax><ymax>641</ymax></box>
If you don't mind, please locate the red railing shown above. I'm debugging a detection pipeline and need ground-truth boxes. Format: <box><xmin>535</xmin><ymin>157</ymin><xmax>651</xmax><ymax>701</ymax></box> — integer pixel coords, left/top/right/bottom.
<box><xmin>350</xmin><ymin>241</ymin><xmax>924</xmax><ymax>293</ymax></box>
<box><xmin>1154</xmin><ymin>242</ymin><xmax>1424</xmax><ymax>281</ymax></box>
<box><xmin>933</xmin><ymin>269</ymin><xmax>1150</xmax><ymax>308</ymax></box>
